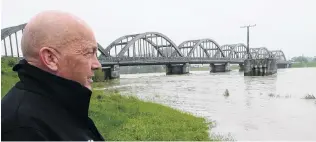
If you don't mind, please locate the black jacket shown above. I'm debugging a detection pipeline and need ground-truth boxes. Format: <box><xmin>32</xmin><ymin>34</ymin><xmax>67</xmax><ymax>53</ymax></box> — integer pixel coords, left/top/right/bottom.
<box><xmin>1</xmin><ymin>59</ymin><xmax>105</xmax><ymax>141</ymax></box>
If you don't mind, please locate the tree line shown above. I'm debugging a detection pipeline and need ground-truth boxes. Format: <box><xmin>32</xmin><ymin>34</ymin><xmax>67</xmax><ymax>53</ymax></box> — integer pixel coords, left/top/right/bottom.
<box><xmin>290</xmin><ymin>56</ymin><xmax>316</xmax><ymax>63</ymax></box>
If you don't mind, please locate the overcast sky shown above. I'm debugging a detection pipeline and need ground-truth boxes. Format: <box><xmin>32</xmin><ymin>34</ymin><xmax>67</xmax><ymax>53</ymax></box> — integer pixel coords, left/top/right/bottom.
<box><xmin>1</xmin><ymin>0</ymin><xmax>316</xmax><ymax>59</ymax></box>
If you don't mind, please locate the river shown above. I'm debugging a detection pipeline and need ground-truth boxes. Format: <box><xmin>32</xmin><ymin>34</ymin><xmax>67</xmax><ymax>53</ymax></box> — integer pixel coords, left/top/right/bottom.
<box><xmin>102</xmin><ymin>68</ymin><xmax>316</xmax><ymax>141</ymax></box>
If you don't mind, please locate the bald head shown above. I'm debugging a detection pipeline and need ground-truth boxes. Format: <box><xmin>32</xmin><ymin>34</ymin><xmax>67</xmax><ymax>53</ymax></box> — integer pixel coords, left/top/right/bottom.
<box><xmin>20</xmin><ymin>10</ymin><xmax>101</xmax><ymax>89</ymax></box>
<box><xmin>21</xmin><ymin>10</ymin><xmax>96</xmax><ymax>60</ymax></box>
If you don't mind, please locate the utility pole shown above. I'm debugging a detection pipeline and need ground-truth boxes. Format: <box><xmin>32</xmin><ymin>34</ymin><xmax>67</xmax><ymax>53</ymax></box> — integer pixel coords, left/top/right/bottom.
<box><xmin>241</xmin><ymin>24</ymin><xmax>256</xmax><ymax>59</ymax></box>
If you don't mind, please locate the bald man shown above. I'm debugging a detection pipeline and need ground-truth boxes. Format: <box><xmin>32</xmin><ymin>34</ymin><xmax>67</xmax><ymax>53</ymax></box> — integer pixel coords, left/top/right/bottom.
<box><xmin>1</xmin><ymin>11</ymin><xmax>104</xmax><ymax>141</ymax></box>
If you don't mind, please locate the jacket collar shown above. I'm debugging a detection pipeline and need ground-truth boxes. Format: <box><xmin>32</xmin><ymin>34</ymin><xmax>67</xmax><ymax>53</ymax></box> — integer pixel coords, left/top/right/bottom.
<box><xmin>13</xmin><ymin>59</ymin><xmax>92</xmax><ymax>120</ymax></box>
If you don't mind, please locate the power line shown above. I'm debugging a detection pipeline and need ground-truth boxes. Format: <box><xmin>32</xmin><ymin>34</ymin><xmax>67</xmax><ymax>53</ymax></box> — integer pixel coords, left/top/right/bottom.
<box><xmin>241</xmin><ymin>24</ymin><xmax>256</xmax><ymax>59</ymax></box>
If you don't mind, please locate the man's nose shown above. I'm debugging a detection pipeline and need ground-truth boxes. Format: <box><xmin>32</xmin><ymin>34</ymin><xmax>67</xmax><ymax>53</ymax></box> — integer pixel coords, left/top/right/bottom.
<box><xmin>92</xmin><ymin>54</ymin><xmax>102</xmax><ymax>70</ymax></box>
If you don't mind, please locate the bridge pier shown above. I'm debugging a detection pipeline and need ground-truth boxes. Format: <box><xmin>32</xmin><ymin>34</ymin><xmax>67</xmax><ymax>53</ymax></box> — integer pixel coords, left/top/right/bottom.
<box><xmin>166</xmin><ymin>63</ymin><xmax>190</xmax><ymax>75</ymax></box>
<box><xmin>277</xmin><ymin>63</ymin><xmax>290</xmax><ymax>69</ymax></box>
<box><xmin>210</xmin><ymin>63</ymin><xmax>230</xmax><ymax>73</ymax></box>
<box><xmin>266</xmin><ymin>59</ymin><xmax>278</xmax><ymax>75</ymax></box>
<box><xmin>102</xmin><ymin>65</ymin><xmax>120</xmax><ymax>80</ymax></box>
<box><xmin>244</xmin><ymin>58</ymin><xmax>277</xmax><ymax>76</ymax></box>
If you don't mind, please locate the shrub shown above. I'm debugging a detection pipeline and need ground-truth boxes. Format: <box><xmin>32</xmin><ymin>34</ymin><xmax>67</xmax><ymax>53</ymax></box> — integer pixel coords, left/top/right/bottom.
<box><xmin>93</xmin><ymin>68</ymin><xmax>105</xmax><ymax>82</ymax></box>
<box><xmin>304</xmin><ymin>94</ymin><xmax>315</xmax><ymax>99</ymax></box>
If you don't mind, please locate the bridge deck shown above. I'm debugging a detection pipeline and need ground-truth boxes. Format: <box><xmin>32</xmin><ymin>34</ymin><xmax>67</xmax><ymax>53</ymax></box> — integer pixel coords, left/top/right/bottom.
<box><xmin>99</xmin><ymin>57</ymin><xmax>290</xmax><ymax>66</ymax></box>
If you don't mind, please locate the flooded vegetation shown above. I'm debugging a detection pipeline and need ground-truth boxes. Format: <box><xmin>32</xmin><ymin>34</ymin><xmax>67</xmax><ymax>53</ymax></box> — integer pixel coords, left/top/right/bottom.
<box><xmin>268</xmin><ymin>93</ymin><xmax>292</xmax><ymax>99</ymax></box>
<box><xmin>223</xmin><ymin>89</ymin><xmax>230</xmax><ymax>97</ymax></box>
<box><xmin>304</xmin><ymin>94</ymin><xmax>315</xmax><ymax>99</ymax></box>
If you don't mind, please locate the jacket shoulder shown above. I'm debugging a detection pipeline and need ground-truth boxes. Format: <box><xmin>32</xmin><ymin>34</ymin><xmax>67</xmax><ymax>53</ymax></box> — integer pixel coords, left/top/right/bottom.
<box><xmin>1</xmin><ymin>85</ymin><xmax>64</xmax><ymax>140</ymax></box>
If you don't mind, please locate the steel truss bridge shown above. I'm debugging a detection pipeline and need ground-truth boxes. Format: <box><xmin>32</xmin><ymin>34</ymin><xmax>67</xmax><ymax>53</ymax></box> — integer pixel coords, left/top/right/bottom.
<box><xmin>2</xmin><ymin>23</ymin><xmax>289</xmax><ymax>67</ymax></box>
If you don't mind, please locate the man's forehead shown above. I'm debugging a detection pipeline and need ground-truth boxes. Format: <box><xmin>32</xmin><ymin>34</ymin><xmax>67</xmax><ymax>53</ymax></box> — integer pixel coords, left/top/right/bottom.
<box><xmin>78</xmin><ymin>40</ymin><xmax>97</xmax><ymax>50</ymax></box>
<box><xmin>68</xmin><ymin>40</ymin><xmax>97</xmax><ymax>54</ymax></box>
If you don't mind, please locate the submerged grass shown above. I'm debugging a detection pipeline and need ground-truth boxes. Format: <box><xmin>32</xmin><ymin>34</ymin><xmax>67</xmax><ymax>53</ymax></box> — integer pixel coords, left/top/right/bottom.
<box><xmin>267</xmin><ymin>93</ymin><xmax>315</xmax><ymax>100</ymax></box>
<box><xmin>1</xmin><ymin>57</ymin><xmax>213</xmax><ymax>141</ymax></box>
<box><xmin>267</xmin><ymin>93</ymin><xmax>293</xmax><ymax>99</ymax></box>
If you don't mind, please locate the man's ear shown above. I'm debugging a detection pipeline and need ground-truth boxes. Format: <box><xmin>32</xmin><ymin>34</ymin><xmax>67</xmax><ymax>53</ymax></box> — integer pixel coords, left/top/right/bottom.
<box><xmin>39</xmin><ymin>47</ymin><xmax>59</xmax><ymax>71</ymax></box>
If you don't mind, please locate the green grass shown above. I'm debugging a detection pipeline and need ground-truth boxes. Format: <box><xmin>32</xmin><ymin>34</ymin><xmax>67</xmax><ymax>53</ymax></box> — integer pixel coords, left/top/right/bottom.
<box><xmin>1</xmin><ymin>57</ymin><xmax>214</xmax><ymax>141</ymax></box>
<box><xmin>90</xmin><ymin>89</ymin><xmax>212</xmax><ymax>141</ymax></box>
<box><xmin>291</xmin><ymin>62</ymin><xmax>316</xmax><ymax>68</ymax></box>
<box><xmin>1</xmin><ymin>72</ymin><xmax>19</xmax><ymax>98</ymax></box>
<box><xmin>1</xmin><ymin>57</ymin><xmax>20</xmax><ymax>97</ymax></box>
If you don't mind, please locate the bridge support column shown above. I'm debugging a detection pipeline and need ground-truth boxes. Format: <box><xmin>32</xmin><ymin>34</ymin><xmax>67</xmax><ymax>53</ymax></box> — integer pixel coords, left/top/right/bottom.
<box><xmin>244</xmin><ymin>58</ymin><xmax>277</xmax><ymax>76</ymax></box>
<box><xmin>266</xmin><ymin>58</ymin><xmax>277</xmax><ymax>75</ymax></box>
<box><xmin>210</xmin><ymin>63</ymin><xmax>230</xmax><ymax>73</ymax></box>
<box><xmin>166</xmin><ymin>63</ymin><xmax>190</xmax><ymax>75</ymax></box>
<box><xmin>102</xmin><ymin>65</ymin><xmax>120</xmax><ymax>80</ymax></box>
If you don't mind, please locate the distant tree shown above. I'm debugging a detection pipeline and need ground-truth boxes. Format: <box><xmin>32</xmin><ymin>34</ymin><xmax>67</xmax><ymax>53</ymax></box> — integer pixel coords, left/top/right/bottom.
<box><xmin>291</xmin><ymin>56</ymin><xmax>308</xmax><ymax>63</ymax></box>
<box><xmin>313</xmin><ymin>56</ymin><xmax>316</xmax><ymax>62</ymax></box>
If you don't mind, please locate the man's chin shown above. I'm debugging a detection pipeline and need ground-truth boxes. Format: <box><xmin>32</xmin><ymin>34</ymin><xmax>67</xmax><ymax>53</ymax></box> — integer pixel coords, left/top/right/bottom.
<box><xmin>83</xmin><ymin>83</ymin><xmax>92</xmax><ymax>91</ymax></box>
<box><xmin>85</xmin><ymin>85</ymin><xmax>92</xmax><ymax>90</ymax></box>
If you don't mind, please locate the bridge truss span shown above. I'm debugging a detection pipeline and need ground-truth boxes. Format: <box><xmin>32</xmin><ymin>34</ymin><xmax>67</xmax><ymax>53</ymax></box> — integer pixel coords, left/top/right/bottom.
<box><xmin>1</xmin><ymin>23</ymin><xmax>26</xmax><ymax>57</ymax></box>
<box><xmin>103</xmin><ymin>32</ymin><xmax>183</xmax><ymax>58</ymax></box>
<box><xmin>174</xmin><ymin>38</ymin><xmax>223</xmax><ymax>58</ymax></box>
<box><xmin>270</xmin><ymin>50</ymin><xmax>287</xmax><ymax>62</ymax></box>
<box><xmin>213</xmin><ymin>43</ymin><xmax>248</xmax><ymax>59</ymax></box>
<box><xmin>250</xmin><ymin>47</ymin><xmax>272</xmax><ymax>59</ymax></box>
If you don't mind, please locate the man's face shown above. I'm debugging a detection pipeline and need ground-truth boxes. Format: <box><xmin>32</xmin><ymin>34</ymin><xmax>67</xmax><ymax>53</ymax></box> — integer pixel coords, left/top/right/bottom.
<box><xmin>56</xmin><ymin>40</ymin><xmax>101</xmax><ymax>90</ymax></box>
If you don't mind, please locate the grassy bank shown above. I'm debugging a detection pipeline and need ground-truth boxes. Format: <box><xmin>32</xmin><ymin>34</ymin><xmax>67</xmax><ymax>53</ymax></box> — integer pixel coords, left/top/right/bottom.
<box><xmin>1</xmin><ymin>57</ymin><xmax>214</xmax><ymax>141</ymax></box>
<box><xmin>1</xmin><ymin>57</ymin><xmax>20</xmax><ymax>96</ymax></box>
<box><xmin>291</xmin><ymin>62</ymin><xmax>316</xmax><ymax>68</ymax></box>
<box><xmin>90</xmin><ymin>89</ymin><xmax>211</xmax><ymax>140</ymax></box>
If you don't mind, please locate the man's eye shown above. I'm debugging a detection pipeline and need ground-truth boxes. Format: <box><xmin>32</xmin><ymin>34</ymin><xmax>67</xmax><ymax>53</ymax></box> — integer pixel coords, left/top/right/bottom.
<box><xmin>84</xmin><ymin>52</ymin><xmax>93</xmax><ymax>57</ymax></box>
<box><xmin>85</xmin><ymin>48</ymin><xmax>96</xmax><ymax>56</ymax></box>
